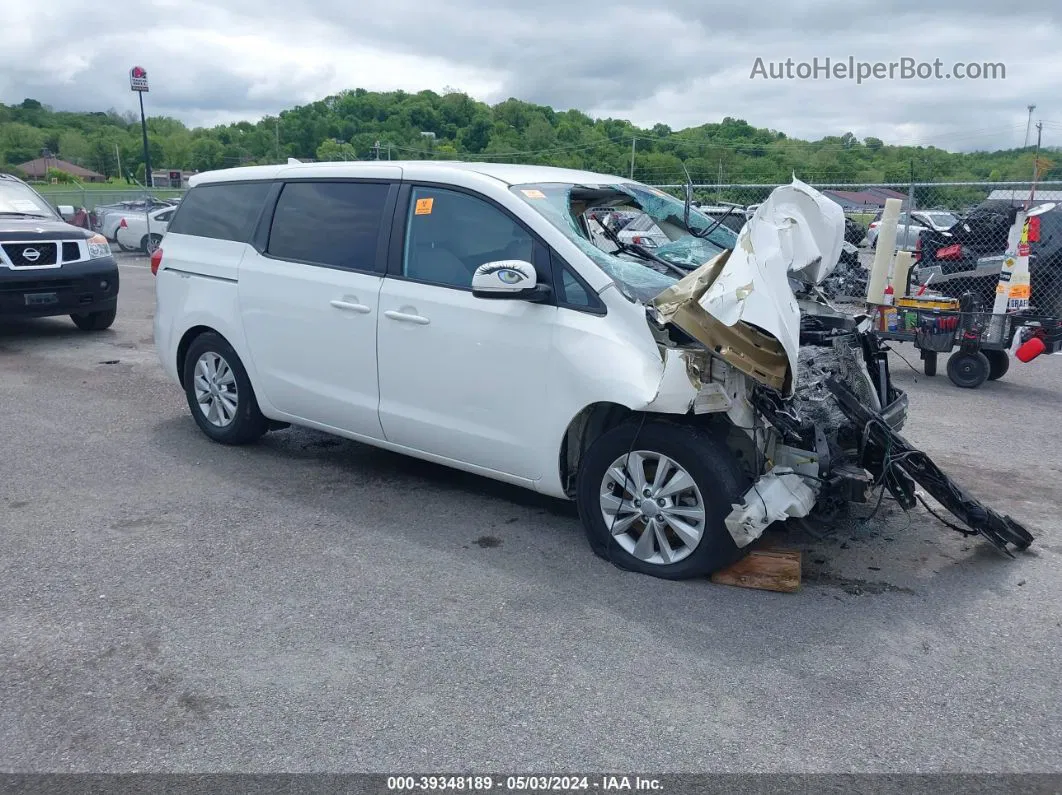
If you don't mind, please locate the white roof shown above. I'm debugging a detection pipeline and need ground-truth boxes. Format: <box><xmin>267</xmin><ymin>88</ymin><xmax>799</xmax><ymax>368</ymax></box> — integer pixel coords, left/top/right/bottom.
<box><xmin>986</xmin><ymin>189</ymin><xmax>1062</xmax><ymax>202</ymax></box>
<box><xmin>189</xmin><ymin>160</ymin><xmax>629</xmax><ymax>188</ymax></box>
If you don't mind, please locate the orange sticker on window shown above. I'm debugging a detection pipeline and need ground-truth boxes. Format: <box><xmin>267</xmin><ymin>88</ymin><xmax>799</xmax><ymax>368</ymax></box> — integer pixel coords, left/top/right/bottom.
<box><xmin>521</xmin><ymin>189</ymin><xmax>546</xmax><ymax>199</ymax></box>
<box><xmin>415</xmin><ymin>197</ymin><xmax>434</xmax><ymax>215</ymax></box>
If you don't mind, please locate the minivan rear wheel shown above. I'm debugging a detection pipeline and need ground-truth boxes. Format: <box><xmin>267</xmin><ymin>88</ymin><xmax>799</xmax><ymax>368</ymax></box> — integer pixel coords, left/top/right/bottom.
<box><xmin>576</xmin><ymin>420</ymin><xmax>748</xmax><ymax>580</ymax></box>
<box><xmin>182</xmin><ymin>332</ymin><xmax>268</xmax><ymax>445</ymax></box>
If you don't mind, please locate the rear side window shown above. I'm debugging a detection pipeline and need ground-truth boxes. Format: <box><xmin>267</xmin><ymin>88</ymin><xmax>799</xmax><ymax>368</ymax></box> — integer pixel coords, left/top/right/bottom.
<box><xmin>267</xmin><ymin>181</ymin><xmax>390</xmax><ymax>271</ymax></box>
<box><xmin>167</xmin><ymin>182</ymin><xmax>271</xmax><ymax>242</ymax></box>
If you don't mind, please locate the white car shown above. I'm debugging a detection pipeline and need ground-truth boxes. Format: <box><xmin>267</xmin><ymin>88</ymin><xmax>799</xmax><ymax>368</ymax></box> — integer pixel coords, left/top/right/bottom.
<box><xmin>866</xmin><ymin>210</ymin><xmax>958</xmax><ymax>251</ymax></box>
<box><xmin>153</xmin><ymin>161</ymin><xmax>915</xmax><ymax>579</ymax></box>
<box><xmin>115</xmin><ymin>205</ymin><xmax>175</xmax><ymax>253</ymax></box>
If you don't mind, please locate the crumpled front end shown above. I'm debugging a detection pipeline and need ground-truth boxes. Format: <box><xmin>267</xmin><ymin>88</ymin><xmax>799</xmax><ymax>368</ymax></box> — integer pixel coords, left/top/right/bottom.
<box><xmin>642</xmin><ymin>179</ymin><xmax>1033</xmax><ymax>556</ymax></box>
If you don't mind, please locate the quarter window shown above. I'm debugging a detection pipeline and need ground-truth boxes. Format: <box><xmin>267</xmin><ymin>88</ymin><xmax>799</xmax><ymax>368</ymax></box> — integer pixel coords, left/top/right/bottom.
<box><xmin>167</xmin><ymin>182</ymin><xmax>271</xmax><ymax>242</ymax></box>
<box><xmin>403</xmin><ymin>187</ymin><xmax>533</xmax><ymax>289</ymax></box>
<box><xmin>268</xmin><ymin>181</ymin><xmax>390</xmax><ymax>270</ymax></box>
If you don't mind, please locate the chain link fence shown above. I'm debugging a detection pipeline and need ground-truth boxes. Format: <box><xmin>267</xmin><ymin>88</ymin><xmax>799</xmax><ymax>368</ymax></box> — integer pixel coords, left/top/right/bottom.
<box><xmin>32</xmin><ymin>175</ymin><xmax>1062</xmax><ymax>324</ymax></box>
<box><xmin>39</xmin><ymin>187</ymin><xmax>187</xmax><ymax>212</ymax></box>
<box><xmin>648</xmin><ymin>180</ymin><xmax>1062</xmax><ymax>322</ymax></box>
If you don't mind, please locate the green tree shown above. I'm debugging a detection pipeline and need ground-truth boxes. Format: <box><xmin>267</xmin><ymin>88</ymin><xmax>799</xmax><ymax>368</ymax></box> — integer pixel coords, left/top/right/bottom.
<box><xmin>316</xmin><ymin>138</ymin><xmax>357</xmax><ymax>161</ymax></box>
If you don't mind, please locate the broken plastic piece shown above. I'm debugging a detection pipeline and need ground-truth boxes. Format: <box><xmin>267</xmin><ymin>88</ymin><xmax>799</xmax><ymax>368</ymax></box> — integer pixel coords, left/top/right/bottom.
<box><xmin>725</xmin><ymin>470</ymin><xmax>819</xmax><ymax>548</ymax></box>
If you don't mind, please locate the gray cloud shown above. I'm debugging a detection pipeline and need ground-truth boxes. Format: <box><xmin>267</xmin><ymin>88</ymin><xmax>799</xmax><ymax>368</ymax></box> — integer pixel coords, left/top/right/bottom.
<box><xmin>1</xmin><ymin>0</ymin><xmax>1056</xmax><ymax>151</ymax></box>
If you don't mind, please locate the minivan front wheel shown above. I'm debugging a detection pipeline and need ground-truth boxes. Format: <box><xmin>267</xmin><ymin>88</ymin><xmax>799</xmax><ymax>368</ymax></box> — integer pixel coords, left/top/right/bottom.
<box><xmin>576</xmin><ymin>420</ymin><xmax>748</xmax><ymax>580</ymax></box>
<box><xmin>182</xmin><ymin>332</ymin><xmax>268</xmax><ymax>445</ymax></box>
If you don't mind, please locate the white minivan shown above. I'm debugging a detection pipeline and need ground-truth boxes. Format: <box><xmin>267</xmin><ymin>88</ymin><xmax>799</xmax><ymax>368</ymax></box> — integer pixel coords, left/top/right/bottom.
<box><xmin>153</xmin><ymin>161</ymin><xmax>911</xmax><ymax>579</ymax></box>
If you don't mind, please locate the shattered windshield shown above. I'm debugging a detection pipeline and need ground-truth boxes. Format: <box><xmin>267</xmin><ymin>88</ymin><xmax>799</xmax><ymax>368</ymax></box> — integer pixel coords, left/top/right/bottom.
<box><xmin>511</xmin><ymin>182</ymin><xmax>739</xmax><ymax>302</ymax></box>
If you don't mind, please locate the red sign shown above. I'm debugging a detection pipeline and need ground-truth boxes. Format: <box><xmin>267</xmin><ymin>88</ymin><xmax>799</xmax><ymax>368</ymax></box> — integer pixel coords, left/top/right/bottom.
<box><xmin>129</xmin><ymin>66</ymin><xmax>149</xmax><ymax>92</ymax></box>
<box><xmin>1018</xmin><ymin>243</ymin><xmax>1030</xmax><ymax>257</ymax></box>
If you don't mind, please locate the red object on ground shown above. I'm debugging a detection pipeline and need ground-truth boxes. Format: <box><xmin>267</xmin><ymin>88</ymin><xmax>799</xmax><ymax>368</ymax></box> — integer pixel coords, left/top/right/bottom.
<box><xmin>1016</xmin><ymin>336</ymin><xmax>1047</xmax><ymax>363</ymax></box>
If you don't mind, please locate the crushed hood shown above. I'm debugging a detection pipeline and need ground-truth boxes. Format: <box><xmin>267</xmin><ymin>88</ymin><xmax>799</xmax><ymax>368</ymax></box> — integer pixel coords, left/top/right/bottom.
<box><xmin>650</xmin><ymin>179</ymin><xmax>846</xmax><ymax>396</ymax></box>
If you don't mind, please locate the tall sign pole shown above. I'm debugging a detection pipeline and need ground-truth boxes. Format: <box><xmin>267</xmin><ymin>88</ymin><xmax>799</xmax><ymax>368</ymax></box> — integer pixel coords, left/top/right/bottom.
<box><xmin>129</xmin><ymin>66</ymin><xmax>151</xmax><ymax>188</ymax></box>
<box><xmin>129</xmin><ymin>65</ymin><xmax>154</xmax><ymax>251</ymax></box>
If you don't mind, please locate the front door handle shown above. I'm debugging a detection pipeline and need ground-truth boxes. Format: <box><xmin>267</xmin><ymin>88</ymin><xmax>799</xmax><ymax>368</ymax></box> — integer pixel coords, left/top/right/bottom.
<box><xmin>330</xmin><ymin>299</ymin><xmax>371</xmax><ymax>314</ymax></box>
<box><xmin>384</xmin><ymin>310</ymin><xmax>430</xmax><ymax>325</ymax></box>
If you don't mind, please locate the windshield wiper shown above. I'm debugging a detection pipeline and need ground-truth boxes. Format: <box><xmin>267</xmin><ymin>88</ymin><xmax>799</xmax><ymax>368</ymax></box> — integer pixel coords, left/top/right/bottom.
<box><xmin>593</xmin><ymin>213</ymin><xmax>688</xmax><ymax>278</ymax></box>
<box><xmin>0</xmin><ymin>211</ymin><xmax>52</xmax><ymax>218</ymax></box>
<box><xmin>680</xmin><ymin>163</ymin><xmax>737</xmax><ymax>241</ymax></box>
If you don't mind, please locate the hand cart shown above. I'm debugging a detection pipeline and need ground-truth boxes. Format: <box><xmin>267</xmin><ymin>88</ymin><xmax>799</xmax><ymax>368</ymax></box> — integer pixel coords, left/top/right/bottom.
<box><xmin>873</xmin><ymin>293</ymin><xmax>1062</xmax><ymax>389</ymax></box>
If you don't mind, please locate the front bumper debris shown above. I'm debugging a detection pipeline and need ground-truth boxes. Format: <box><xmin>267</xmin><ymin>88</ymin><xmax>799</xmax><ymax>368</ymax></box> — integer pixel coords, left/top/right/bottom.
<box><xmin>826</xmin><ymin>375</ymin><xmax>1034</xmax><ymax>555</ymax></box>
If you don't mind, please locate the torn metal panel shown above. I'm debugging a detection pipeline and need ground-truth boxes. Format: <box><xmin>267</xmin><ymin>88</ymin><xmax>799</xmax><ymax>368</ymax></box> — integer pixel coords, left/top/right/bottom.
<box><xmin>649</xmin><ymin>179</ymin><xmax>845</xmax><ymax>396</ymax></box>
<box><xmin>650</xmin><ymin>252</ymin><xmax>791</xmax><ymax>392</ymax></box>
<box><xmin>641</xmin><ymin>346</ymin><xmax>703</xmax><ymax>413</ymax></box>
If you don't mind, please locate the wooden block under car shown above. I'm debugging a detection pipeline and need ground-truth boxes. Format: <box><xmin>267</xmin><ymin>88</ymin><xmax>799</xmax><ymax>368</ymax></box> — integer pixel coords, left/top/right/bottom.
<box><xmin>710</xmin><ymin>546</ymin><xmax>802</xmax><ymax>593</ymax></box>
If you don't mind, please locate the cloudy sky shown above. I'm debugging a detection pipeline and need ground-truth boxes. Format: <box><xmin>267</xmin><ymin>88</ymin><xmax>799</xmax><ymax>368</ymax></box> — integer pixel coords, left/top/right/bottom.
<box><xmin>4</xmin><ymin>0</ymin><xmax>1059</xmax><ymax>151</ymax></box>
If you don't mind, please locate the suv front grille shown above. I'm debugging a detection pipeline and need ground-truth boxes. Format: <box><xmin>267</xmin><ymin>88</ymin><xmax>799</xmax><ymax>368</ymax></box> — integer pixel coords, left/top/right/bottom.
<box><xmin>62</xmin><ymin>242</ymin><xmax>81</xmax><ymax>261</ymax></box>
<box><xmin>4</xmin><ymin>242</ymin><xmax>58</xmax><ymax>267</ymax></box>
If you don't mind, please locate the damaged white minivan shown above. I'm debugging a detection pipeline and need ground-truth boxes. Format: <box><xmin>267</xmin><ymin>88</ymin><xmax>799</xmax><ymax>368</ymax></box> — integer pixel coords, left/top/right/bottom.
<box><xmin>154</xmin><ymin>162</ymin><xmax>1031</xmax><ymax>579</ymax></box>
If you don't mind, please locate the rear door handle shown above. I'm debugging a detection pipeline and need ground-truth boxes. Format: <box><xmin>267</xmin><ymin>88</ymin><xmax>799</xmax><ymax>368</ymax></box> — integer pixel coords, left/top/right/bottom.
<box><xmin>330</xmin><ymin>300</ymin><xmax>371</xmax><ymax>314</ymax></box>
<box><xmin>384</xmin><ymin>310</ymin><xmax>430</xmax><ymax>325</ymax></box>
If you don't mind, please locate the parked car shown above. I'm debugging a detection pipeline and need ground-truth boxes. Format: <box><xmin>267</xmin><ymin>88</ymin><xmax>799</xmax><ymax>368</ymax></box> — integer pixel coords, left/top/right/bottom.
<box><xmin>614</xmin><ymin>212</ymin><xmax>670</xmax><ymax>248</ymax></box>
<box><xmin>0</xmin><ymin>172</ymin><xmax>119</xmax><ymax>330</ymax></box>
<box><xmin>95</xmin><ymin>198</ymin><xmax>178</xmax><ymax>246</ymax></box>
<box><xmin>115</xmin><ymin>205</ymin><xmax>175</xmax><ymax>253</ymax></box>
<box><xmin>693</xmin><ymin>203</ymin><xmax>748</xmax><ymax>234</ymax></box>
<box><xmin>154</xmin><ymin>162</ymin><xmax>914</xmax><ymax>580</ymax></box>
<box><xmin>866</xmin><ymin>209</ymin><xmax>958</xmax><ymax>251</ymax></box>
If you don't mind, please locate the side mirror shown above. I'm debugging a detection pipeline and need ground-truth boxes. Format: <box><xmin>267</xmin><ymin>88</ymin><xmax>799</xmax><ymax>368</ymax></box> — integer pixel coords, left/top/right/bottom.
<box><xmin>57</xmin><ymin>205</ymin><xmax>75</xmax><ymax>219</ymax></box>
<box><xmin>471</xmin><ymin>260</ymin><xmax>550</xmax><ymax>302</ymax></box>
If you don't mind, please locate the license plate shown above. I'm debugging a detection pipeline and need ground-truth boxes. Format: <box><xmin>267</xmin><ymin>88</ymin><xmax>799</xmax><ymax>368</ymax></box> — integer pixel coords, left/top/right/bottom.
<box><xmin>24</xmin><ymin>292</ymin><xmax>58</xmax><ymax>306</ymax></box>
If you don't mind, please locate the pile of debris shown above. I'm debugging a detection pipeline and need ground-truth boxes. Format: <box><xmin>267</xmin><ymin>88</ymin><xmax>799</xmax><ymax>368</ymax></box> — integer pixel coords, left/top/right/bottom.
<box><xmin>818</xmin><ymin>256</ymin><xmax>869</xmax><ymax>300</ymax></box>
<box><xmin>791</xmin><ymin>345</ymin><xmax>850</xmax><ymax>433</ymax></box>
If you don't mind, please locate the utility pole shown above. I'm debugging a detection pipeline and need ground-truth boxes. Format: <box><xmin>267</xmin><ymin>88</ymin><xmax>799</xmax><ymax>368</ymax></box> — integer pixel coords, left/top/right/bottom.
<box><xmin>115</xmin><ymin>143</ymin><xmax>122</xmax><ymax>182</ymax></box>
<box><xmin>373</xmin><ymin>140</ymin><xmax>381</xmax><ymax>160</ymax></box>
<box><xmin>1030</xmin><ymin>121</ymin><xmax>1043</xmax><ymax>206</ymax></box>
<box><xmin>1024</xmin><ymin>104</ymin><xmax>1037</xmax><ymax>148</ymax></box>
<box><xmin>904</xmin><ymin>159</ymin><xmax>916</xmax><ymax>247</ymax></box>
<box><xmin>717</xmin><ymin>159</ymin><xmax>723</xmax><ymax>203</ymax></box>
<box><xmin>275</xmin><ymin>118</ymin><xmax>281</xmax><ymax>162</ymax></box>
<box><xmin>629</xmin><ymin>137</ymin><xmax>636</xmax><ymax>179</ymax></box>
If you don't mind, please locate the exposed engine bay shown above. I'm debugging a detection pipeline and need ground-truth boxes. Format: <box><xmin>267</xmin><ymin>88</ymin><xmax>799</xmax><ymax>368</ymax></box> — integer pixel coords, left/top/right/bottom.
<box><xmin>519</xmin><ymin>175</ymin><xmax>1034</xmax><ymax>556</ymax></box>
<box><xmin>639</xmin><ymin>180</ymin><xmax>1033</xmax><ymax>555</ymax></box>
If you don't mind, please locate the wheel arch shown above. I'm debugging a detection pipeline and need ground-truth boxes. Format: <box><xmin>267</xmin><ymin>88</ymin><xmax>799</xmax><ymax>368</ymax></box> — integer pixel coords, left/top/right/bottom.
<box><xmin>176</xmin><ymin>325</ymin><xmax>224</xmax><ymax>388</ymax></box>
<box><xmin>557</xmin><ymin>402</ymin><xmax>638</xmax><ymax>499</ymax></box>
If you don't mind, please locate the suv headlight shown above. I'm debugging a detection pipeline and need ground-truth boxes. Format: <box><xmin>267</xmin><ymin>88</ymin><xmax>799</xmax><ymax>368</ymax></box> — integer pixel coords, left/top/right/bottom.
<box><xmin>87</xmin><ymin>234</ymin><xmax>111</xmax><ymax>260</ymax></box>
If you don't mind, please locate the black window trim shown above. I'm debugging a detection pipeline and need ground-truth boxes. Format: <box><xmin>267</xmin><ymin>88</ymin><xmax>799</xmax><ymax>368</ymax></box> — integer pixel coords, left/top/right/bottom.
<box><xmin>253</xmin><ymin>178</ymin><xmax>399</xmax><ymax>275</ymax></box>
<box><xmin>385</xmin><ymin>181</ymin><xmax>555</xmax><ymax>299</ymax></box>
<box><xmin>550</xmin><ymin>248</ymin><xmax>607</xmax><ymax>316</ymax></box>
<box><xmin>169</xmin><ymin>178</ymin><xmax>274</xmax><ymax>244</ymax></box>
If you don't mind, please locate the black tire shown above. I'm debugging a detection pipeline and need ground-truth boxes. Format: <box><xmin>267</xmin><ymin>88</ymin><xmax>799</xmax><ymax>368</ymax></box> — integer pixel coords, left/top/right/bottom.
<box><xmin>575</xmin><ymin>420</ymin><xmax>748</xmax><ymax>580</ymax></box>
<box><xmin>70</xmin><ymin>307</ymin><xmax>116</xmax><ymax>331</ymax></box>
<box><xmin>985</xmin><ymin>349</ymin><xmax>1010</xmax><ymax>381</ymax></box>
<box><xmin>946</xmin><ymin>350</ymin><xmax>991</xmax><ymax>389</ymax></box>
<box><xmin>141</xmin><ymin>233</ymin><xmax>163</xmax><ymax>254</ymax></box>
<box><xmin>922</xmin><ymin>351</ymin><xmax>937</xmax><ymax>377</ymax></box>
<box><xmin>182</xmin><ymin>332</ymin><xmax>268</xmax><ymax>445</ymax></box>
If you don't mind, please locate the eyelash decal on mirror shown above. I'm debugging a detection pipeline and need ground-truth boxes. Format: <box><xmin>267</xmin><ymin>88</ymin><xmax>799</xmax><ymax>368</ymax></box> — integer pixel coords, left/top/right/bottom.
<box><xmin>480</xmin><ymin>263</ymin><xmax>529</xmax><ymax>283</ymax></box>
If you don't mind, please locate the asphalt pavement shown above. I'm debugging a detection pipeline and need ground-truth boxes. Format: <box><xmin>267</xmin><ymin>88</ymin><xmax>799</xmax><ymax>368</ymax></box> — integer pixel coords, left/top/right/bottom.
<box><xmin>1</xmin><ymin>255</ymin><xmax>1060</xmax><ymax>772</ymax></box>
